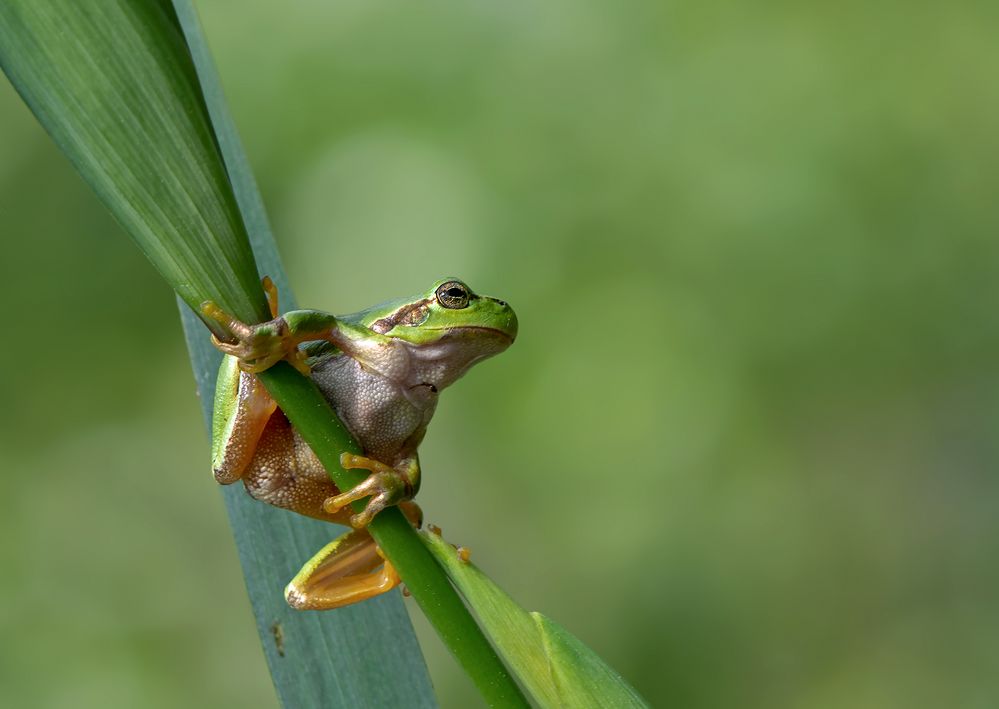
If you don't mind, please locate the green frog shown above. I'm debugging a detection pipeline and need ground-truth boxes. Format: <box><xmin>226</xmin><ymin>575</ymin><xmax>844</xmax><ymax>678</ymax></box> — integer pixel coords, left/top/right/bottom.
<box><xmin>203</xmin><ymin>278</ymin><xmax>517</xmax><ymax>609</ymax></box>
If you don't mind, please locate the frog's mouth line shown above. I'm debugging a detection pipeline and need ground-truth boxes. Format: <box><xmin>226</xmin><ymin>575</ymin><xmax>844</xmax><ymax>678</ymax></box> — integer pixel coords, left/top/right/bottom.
<box><xmin>436</xmin><ymin>326</ymin><xmax>516</xmax><ymax>344</ymax></box>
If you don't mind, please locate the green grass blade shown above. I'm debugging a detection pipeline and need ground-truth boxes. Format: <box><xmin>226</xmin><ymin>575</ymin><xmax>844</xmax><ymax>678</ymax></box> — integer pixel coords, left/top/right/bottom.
<box><xmin>423</xmin><ymin>532</ymin><xmax>650</xmax><ymax>708</ymax></box>
<box><xmin>0</xmin><ymin>0</ymin><xmax>267</xmax><ymax>330</ymax></box>
<box><xmin>0</xmin><ymin>2</ymin><xmax>437</xmax><ymax>706</ymax></box>
<box><xmin>168</xmin><ymin>0</ymin><xmax>292</xmax><ymax>308</ymax></box>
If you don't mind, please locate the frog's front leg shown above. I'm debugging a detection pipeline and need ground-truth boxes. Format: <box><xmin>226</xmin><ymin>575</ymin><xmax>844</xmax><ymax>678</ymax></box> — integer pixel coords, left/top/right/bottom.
<box><xmin>204</xmin><ymin>301</ymin><xmax>420</xmax><ymax>527</ymax></box>
<box><xmin>202</xmin><ymin>303</ymin><xmax>405</xmax><ymax>378</ymax></box>
<box><xmin>325</xmin><ymin>454</ymin><xmax>422</xmax><ymax>528</ymax></box>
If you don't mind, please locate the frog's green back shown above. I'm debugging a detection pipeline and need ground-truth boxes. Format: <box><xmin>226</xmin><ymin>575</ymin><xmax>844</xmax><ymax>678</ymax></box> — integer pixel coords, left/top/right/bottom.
<box><xmin>338</xmin><ymin>294</ymin><xmax>421</xmax><ymax>329</ymax></box>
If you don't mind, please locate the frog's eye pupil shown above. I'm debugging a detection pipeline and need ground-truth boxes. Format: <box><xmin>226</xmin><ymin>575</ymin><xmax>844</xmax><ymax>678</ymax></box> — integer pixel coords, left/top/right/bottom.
<box><xmin>436</xmin><ymin>281</ymin><xmax>470</xmax><ymax>309</ymax></box>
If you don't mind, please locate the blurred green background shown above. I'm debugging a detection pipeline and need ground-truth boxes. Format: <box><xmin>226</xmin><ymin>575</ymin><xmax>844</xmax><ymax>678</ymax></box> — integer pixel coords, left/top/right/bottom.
<box><xmin>2</xmin><ymin>0</ymin><xmax>999</xmax><ymax>707</ymax></box>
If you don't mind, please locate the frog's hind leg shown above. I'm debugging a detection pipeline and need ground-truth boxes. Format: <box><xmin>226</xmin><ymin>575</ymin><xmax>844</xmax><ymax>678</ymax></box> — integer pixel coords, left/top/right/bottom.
<box><xmin>284</xmin><ymin>528</ymin><xmax>399</xmax><ymax>610</ymax></box>
<box><xmin>212</xmin><ymin>361</ymin><xmax>278</xmax><ymax>484</ymax></box>
<box><xmin>285</xmin><ymin>502</ymin><xmax>422</xmax><ymax>610</ymax></box>
<box><xmin>239</xmin><ymin>411</ymin><xmax>351</xmax><ymax>521</ymax></box>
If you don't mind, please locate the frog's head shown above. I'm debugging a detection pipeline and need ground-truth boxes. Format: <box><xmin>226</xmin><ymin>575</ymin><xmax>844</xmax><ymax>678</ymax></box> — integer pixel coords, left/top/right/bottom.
<box><xmin>362</xmin><ymin>278</ymin><xmax>517</xmax><ymax>389</ymax></box>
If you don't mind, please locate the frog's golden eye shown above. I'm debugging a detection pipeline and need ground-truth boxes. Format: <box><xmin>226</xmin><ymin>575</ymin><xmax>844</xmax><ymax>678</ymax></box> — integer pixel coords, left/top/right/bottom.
<box><xmin>435</xmin><ymin>281</ymin><xmax>470</xmax><ymax>309</ymax></box>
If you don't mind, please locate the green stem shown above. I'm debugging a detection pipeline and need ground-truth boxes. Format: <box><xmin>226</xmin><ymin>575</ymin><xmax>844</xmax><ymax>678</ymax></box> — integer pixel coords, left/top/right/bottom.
<box><xmin>258</xmin><ymin>364</ymin><xmax>529</xmax><ymax>708</ymax></box>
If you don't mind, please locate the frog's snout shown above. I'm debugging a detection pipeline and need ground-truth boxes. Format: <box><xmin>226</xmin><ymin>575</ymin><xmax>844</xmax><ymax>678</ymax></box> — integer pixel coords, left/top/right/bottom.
<box><xmin>499</xmin><ymin>305</ymin><xmax>518</xmax><ymax>343</ymax></box>
<box><xmin>480</xmin><ymin>294</ymin><xmax>518</xmax><ymax>343</ymax></box>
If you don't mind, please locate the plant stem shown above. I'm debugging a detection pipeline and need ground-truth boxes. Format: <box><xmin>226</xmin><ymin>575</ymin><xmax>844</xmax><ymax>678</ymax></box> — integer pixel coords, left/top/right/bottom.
<box><xmin>258</xmin><ymin>364</ymin><xmax>530</xmax><ymax>708</ymax></box>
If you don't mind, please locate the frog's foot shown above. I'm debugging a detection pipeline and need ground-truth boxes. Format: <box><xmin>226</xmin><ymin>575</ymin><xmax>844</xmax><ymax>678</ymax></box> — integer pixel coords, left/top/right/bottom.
<box><xmin>323</xmin><ymin>453</ymin><xmax>416</xmax><ymax>528</ymax></box>
<box><xmin>200</xmin><ymin>302</ymin><xmax>299</xmax><ymax>374</ymax></box>
<box><xmin>285</xmin><ymin>528</ymin><xmax>400</xmax><ymax>610</ymax></box>
<box><xmin>284</xmin><ymin>501</ymin><xmax>422</xmax><ymax>610</ymax></box>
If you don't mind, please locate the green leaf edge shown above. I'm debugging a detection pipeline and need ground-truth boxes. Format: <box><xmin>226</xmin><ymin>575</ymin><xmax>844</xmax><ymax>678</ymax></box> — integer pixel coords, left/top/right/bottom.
<box><xmin>422</xmin><ymin>531</ymin><xmax>650</xmax><ymax>709</ymax></box>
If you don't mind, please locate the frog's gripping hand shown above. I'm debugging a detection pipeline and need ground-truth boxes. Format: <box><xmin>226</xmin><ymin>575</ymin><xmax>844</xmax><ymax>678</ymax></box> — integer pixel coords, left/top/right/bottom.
<box><xmin>201</xmin><ymin>304</ymin><xmax>297</xmax><ymax>373</ymax></box>
<box><xmin>325</xmin><ymin>453</ymin><xmax>421</xmax><ymax>529</ymax></box>
<box><xmin>200</xmin><ymin>299</ymin><xmax>332</xmax><ymax>376</ymax></box>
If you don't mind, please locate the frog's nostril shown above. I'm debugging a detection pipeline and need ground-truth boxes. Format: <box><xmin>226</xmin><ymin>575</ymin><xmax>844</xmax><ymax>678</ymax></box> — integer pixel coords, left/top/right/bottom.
<box><xmin>495</xmin><ymin>299</ymin><xmax>507</xmax><ymax>306</ymax></box>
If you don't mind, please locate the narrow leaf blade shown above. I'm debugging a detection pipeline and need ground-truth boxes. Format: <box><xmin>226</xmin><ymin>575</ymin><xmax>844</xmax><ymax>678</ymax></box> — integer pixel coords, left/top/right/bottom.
<box><xmin>0</xmin><ymin>0</ymin><xmax>268</xmax><ymax>325</ymax></box>
<box><xmin>170</xmin><ymin>4</ymin><xmax>439</xmax><ymax>704</ymax></box>
<box><xmin>0</xmin><ymin>2</ymin><xmax>437</xmax><ymax>706</ymax></box>
<box><xmin>423</xmin><ymin>532</ymin><xmax>649</xmax><ymax>708</ymax></box>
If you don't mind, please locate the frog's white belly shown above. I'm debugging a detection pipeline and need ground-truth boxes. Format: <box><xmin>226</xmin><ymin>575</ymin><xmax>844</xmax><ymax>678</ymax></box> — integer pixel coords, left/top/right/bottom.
<box><xmin>310</xmin><ymin>354</ymin><xmax>436</xmax><ymax>465</ymax></box>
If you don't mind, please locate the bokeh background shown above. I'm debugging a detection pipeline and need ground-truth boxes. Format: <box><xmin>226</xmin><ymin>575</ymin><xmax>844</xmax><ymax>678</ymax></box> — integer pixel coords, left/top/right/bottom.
<box><xmin>2</xmin><ymin>1</ymin><xmax>998</xmax><ymax>707</ymax></box>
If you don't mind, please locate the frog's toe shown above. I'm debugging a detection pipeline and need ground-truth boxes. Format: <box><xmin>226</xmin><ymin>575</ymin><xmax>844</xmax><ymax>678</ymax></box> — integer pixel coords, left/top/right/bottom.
<box><xmin>348</xmin><ymin>504</ymin><xmax>380</xmax><ymax>529</ymax></box>
<box><xmin>339</xmin><ymin>452</ymin><xmax>395</xmax><ymax>476</ymax></box>
<box><xmin>211</xmin><ymin>335</ymin><xmax>241</xmax><ymax>357</ymax></box>
<box><xmin>201</xmin><ymin>302</ymin><xmax>255</xmax><ymax>340</ymax></box>
<box><xmin>238</xmin><ymin>352</ymin><xmax>285</xmax><ymax>373</ymax></box>
<box><xmin>344</xmin><ymin>490</ymin><xmax>396</xmax><ymax>528</ymax></box>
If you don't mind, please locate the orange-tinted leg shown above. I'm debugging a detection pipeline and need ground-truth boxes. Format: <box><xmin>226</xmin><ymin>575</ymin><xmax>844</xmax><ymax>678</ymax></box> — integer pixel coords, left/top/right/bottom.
<box><xmin>213</xmin><ymin>369</ymin><xmax>278</xmax><ymax>484</ymax></box>
<box><xmin>285</xmin><ymin>502</ymin><xmax>422</xmax><ymax>610</ymax></box>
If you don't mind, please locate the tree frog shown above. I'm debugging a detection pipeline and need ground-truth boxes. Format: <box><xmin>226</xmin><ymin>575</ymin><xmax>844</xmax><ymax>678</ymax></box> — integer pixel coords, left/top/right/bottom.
<box><xmin>202</xmin><ymin>278</ymin><xmax>517</xmax><ymax>610</ymax></box>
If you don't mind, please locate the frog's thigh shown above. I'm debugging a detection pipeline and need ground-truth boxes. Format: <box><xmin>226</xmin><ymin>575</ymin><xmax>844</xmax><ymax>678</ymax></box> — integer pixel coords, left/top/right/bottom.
<box><xmin>214</xmin><ymin>371</ymin><xmax>278</xmax><ymax>484</ymax></box>
<box><xmin>242</xmin><ymin>412</ymin><xmax>351</xmax><ymax>524</ymax></box>
<box><xmin>284</xmin><ymin>527</ymin><xmax>401</xmax><ymax>610</ymax></box>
